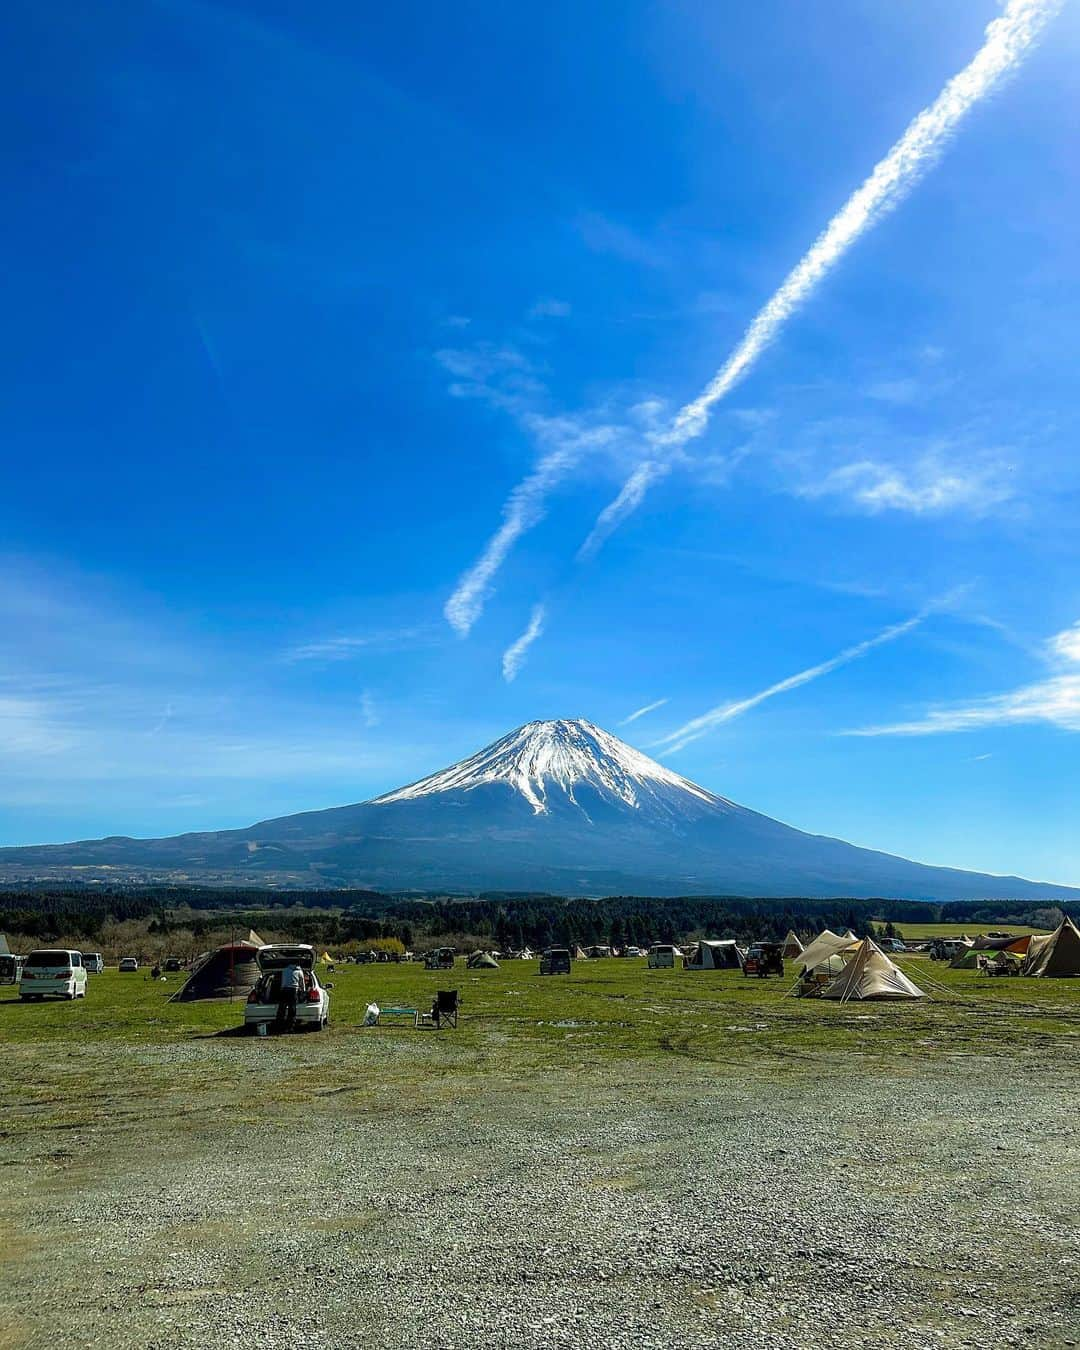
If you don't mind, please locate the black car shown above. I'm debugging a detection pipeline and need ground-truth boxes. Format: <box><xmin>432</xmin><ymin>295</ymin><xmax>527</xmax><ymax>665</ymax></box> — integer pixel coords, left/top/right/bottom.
<box><xmin>539</xmin><ymin>947</ymin><xmax>572</xmax><ymax>975</ymax></box>
<box><xmin>164</xmin><ymin>957</ymin><xmax>183</xmax><ymax>972</ymax></box>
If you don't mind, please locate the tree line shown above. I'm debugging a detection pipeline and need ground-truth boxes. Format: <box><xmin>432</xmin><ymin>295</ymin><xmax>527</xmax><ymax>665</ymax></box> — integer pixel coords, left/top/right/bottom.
<box><xmin>0</xmin><ymin>885</ymin><xmax>1066</xmax><ymax>953</ymax></box>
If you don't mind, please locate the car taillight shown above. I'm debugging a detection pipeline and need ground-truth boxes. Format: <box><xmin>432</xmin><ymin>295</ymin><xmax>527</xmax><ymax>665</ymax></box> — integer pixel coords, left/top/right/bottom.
<box><xmin>306</xmin><ymin>988</ymin><xmax>320</xmax><ymax>1003</ymax></box>
<box><xmin>247</xmin><ymin>989</ymin><xmax>259</xmax><ymax>1003</ymax></box>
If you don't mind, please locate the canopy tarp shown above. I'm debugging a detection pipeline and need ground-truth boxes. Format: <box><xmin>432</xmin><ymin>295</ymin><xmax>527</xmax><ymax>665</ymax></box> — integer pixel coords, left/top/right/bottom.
<box><xmin>466</xmin><ymin>950</ymin><xmax>500</xmax><ymax>969</ymax></box>
<box><xmin>1022</xmin><ymin>917</ymin><xmax>1080</xmax><ymax>977</ymax></box>
<box><xmin>320</xmin><ymin>951</ymin><xmax>333</xmax><ymax>963</ymax></box>
<box><xmin>171</xmin><ymin>942</ymin><xmax>261</xmax><ymax>1002</ymax></box>
<box><xmin>0</xmin><ymin>934</ymin><xmax>9</xmax><ymax>955</ymax></box>
<box><xmin>247</xmin><ymin>929</ymin><xmax>265</xmax><ymax>948</ymax></box>
<box><xmin>821</xmin><ymin>939</ymin><xmax>925</xmax><ymax>1001</ymax></box>
<box><xmin>797</xmin><ymin>930</ymin><xmax>859</xmax><ymax>972</ymax></box>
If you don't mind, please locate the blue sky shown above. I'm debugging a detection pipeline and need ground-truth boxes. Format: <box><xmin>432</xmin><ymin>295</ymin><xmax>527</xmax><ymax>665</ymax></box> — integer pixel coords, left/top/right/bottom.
<box><xmin>3</xmin><ymin>0</ymin><xmax>1080</xmax><ymax>883</ymax></box>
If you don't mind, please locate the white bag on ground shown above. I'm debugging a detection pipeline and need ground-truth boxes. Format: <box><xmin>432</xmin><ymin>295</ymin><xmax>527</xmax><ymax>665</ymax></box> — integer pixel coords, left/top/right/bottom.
<box><xmin>363</xmin><ymin>1003</ymin><xmax>380</xmax><ymax>1026</ymax></box>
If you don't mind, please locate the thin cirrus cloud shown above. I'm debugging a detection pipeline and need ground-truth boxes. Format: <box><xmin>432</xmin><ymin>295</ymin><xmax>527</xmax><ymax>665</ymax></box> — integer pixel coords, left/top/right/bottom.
<box><xmin>501</xmin><ymin>604</ymin><xmax>546</xmax><ymax>683</ymax></box>
<box><xmin>652</xmin><ymin>608</ymin><xmax>934</xmax><ymax>754</ymax></box>
<box><xmin>283</xmin><ymin>626</ymin><xmax>430</xmax><ymax>663</ymax></box>
<box><xmin>581</xmin><ymin>0</ymin><xmax>1061</xmax><ymax>558</ymax></box>
<box><xmin>617</xmin><ymin>697</ymin><xmax>670</xmax><ymax>727</ymax></box>
<box><xmin>442</xmin><ymin>0</ymin><xmax>1061</xmax><ymax>628</ymax></box>
<box><xmin>848</xmin><ymin>620</ymin><xmax>1080</xmax><ymax>737</ymax></box>
<box><xmin>793</xmin><ymin>455</ymin><xmax>1014</xmax><ymax>516</ymax></box>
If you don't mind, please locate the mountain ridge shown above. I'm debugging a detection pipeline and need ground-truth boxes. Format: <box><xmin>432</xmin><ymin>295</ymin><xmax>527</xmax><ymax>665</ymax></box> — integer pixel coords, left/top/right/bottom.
<box><xmin>0</xmin><ymin>717</ymin><xmax>1076</xmax><ymax>901</ymax></box>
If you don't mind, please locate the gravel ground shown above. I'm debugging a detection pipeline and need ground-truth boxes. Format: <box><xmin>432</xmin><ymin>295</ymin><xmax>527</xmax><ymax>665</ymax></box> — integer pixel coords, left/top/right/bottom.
<box><xmin>3</xmin><ymin>1041</ymin><xmax>1079</xmax><ymax>1350</ymax></box>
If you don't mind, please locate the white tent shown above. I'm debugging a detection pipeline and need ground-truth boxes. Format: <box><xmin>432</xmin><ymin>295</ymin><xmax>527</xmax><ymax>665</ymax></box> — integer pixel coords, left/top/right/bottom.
<box><xmin>781</xmin><ymin>930</ymin><xmax>804</xmax><ymax>960</ymax></box>
<box><xmin>0</xmin><ymin>934</ymin><xmax>10</xmax><ymax>956</ymax></box>
<box><xmin>684</xmin><ymin>940</ymin><xmax>744</xmax><ymax>970</ymax></box>
<box><xmin>796</xmin><ymin>930</ymin><xmax>859</xmax><ymax>972</ymax></box>
<box><xmin>820</xmin><ymin>938</ymin><xmax>925</xmax><ymax>1001</ymax></box>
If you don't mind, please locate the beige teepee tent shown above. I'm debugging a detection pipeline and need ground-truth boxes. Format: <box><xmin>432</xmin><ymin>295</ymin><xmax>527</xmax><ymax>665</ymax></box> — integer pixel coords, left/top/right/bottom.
<box><xmin>1021</xmin><ymin>917</ymin><xmax>1080</xmax><ymax>977</ymax></box>
<box><xmin>796</xmin><ymin>930</ymin><xmax>859</xmax><ymax>972</ymax></box>
<box><xmin>820</xmin><ymin>938</ymin><xmax>925</xmax><ymax>1001</ymax></box>
<box><xmin>781</xmin><ymin>931</ymin><xmax>804</xmax><ymax>961</ymax></box>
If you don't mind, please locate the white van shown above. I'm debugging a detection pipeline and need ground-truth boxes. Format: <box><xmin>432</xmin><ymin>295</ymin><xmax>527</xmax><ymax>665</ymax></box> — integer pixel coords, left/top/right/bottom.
<box><xmin>19</xmin><ymin>949</ymin><xmax>88</xmax><ymax>1001</ymax></box>
<box><xmin>81</xmin><ymin>952</ymin><xmax>105</xmax><ymax>974</ymax></box>
<box><xmin>0</xmin><ymin>954</ymin><xmax>25</xmax><ymax>985</ymax></box>
<box><xmin>647</xmin><ymin>943</ymin><xmax>678</xmax><ymax>969</ymax></box>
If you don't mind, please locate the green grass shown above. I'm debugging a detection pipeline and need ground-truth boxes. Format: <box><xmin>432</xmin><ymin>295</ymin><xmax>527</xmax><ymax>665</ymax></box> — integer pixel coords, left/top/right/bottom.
<box><xmin>3</xmin><ymin>956</ymin><xmax>1078</xmax><ymax>1057</ymax></box>
<box><xmin>887</xmin><ymin>921</ymin><xmax>1047</xmax><ymax>938</ymax></box>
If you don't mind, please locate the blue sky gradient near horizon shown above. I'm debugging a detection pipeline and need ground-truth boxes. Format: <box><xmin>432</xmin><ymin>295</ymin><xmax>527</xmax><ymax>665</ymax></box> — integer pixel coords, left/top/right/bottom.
<box><xmin>3</xmin><ymin>0</ymin><xmax>1080</xmax><ymax>883</ymax></box>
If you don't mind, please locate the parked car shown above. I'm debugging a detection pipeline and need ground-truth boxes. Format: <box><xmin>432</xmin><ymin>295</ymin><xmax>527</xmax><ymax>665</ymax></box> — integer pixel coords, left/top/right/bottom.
<box><xmin>424</xmin><ymin>947</ymin><xmax>456</xmax><ymax>970</ymax></box>
<box><xmin>539</xmin><ymin>947</ymin><xmax>572</xmax><ymax>975</ymax></box>
<box><xmin>118</xmin><ymin>956</ymin><xmax>139</xmax><ymax>972</ymax></box>
<box><xmin>163</xmin><ymin>957</ymin><xmax>183</xmax><ymax>972</ymax></box>
<box><xmin>879</xmin><ymin>938</ymin><xmax>908</xmax><ymax>953</ymax></box>
<box><xmin>81</xmin><ymin>952</ymin><xmax>104</xmax><ymax>974</ymax></box>
<box><xmin>742</xmin><ymin>942</ymin><xmax>785</xmax><ymax>977</ymax></box>
<box><xmin>19</xmin><ymin>949</ymin><xmax>87</xmax><ymax>1001</ymax></box>
<box><xmin>244</xmin><ymin>944</ymin><xmax>329</xmax><ymax>1033</ymax></box>
<box><xmin>647</xmin><ymin>943</ymin><xmax>678</xmax><ymax>969</ymax></box>
<box><xmin>0</xmin><ymin>953</ymin><xmax>26</xmax><ymax>985</ymax></box>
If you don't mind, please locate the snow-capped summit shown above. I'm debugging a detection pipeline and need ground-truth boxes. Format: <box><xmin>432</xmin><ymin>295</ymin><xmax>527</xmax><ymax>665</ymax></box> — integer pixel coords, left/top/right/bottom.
<box><xmin>372</xmin><ymin>717</ymin><xmax>729</xmax><ymax>818</ymax></box>
<box><xmin>2</xmin><ymin>716</ymin><xmax>1076</xmax><ymax>903</ymax></box>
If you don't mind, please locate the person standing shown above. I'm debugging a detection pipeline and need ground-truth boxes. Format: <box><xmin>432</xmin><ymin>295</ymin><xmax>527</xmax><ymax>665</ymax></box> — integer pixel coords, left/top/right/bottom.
<box><xmin>276</xmin><ymin>961</ymin><xmax>303</xmax><ymax>1032</ymax></box>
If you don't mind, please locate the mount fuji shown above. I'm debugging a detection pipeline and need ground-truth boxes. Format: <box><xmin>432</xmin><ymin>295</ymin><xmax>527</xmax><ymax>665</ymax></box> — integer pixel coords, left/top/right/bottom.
<box><xmin>1</xmin><ymin>718</ymin><xmax>1076</xmax><ymax>900</ymax></box>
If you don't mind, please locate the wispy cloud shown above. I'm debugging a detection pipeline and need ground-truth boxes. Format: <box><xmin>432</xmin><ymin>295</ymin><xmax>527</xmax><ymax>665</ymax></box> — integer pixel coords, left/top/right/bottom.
<box><xmin>501</xmin><ymin>604</ymin><xmax>546</xmax><ymax>683</ymax></box>
<box><xmin>618</xmin><ymin>698</ymin><xmax>669</xmax><ymax>727</ymax></box>
<box><xmin>1047</xmin><ymin>621</ymin><xmax>1080</xmax><ymax>665</ymax></box>
<box><xmin>283</xmin><ymin>627</ymin><xmax>429</xmax><ymax>663</ymax></box>
<box><xmin>444</xmin><ymin>410</ymin><xmax>620</xmax><ymax>636</ymax></box>
<box><xmin>360</xmin><ymin>690</ymin><xmax>380</xmax><ymax>728</ymax></box>
<box><xmin>654</xmin><ymin>608</ymin><xmax>934</xmax><ymax>753</ymax></box>
<box><xmin>581</xmin><ymin>0</ymin><xmax>1060</xmax><ymax>551</ymax></box>
<box><xmin>529</xmin><ymin>298</ymin><xmax>572</xmax><ymax>319</ymax></box>
<box><xmin>850</xmin><ymin>675</ymin><xmax>1080</xmax><ymax>737</ymax></box>
<box><xmin>794</xmin><ymin>455</ymin><xmax>1013</xmax><ymax>516</ymax></box>
<box><xmin>576</xmin><ymin>211</ymin><xmax>667</xmax><ymax>269</ymax></box>
<box><xmin>849</xmin><ymin>619</ymin><xmax>1080</xmax><ymax>737</ymax></box>
<box><xmin>577</xmin><ymin>460</ymin><xmax>673</xmax><ymax>560</ymax></box>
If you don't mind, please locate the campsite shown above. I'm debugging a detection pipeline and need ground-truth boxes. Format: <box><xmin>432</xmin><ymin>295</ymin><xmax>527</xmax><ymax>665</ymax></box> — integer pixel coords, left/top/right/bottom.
<box><xmin>3</xmin><ymin>937</ymin><xmax>1079</xmax><ymax>1349</ymax></box>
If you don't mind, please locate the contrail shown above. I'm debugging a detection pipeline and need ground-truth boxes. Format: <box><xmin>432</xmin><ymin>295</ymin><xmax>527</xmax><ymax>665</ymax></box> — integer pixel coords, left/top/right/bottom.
<box><xmin>502</xmin><ymin>604</ymin><xmax>546</xmax><ymax>682</ymax></box>
<box><xmin>577</xmin><ymin>461</ymin><xmax>672</xmax><ymax>561</ymax></box>
<box><xmin>445</xmin><ymin>450</ymin><xmax>576</xmax><ymax>637</ymax></box>
<box><xmin>581</xmin><ymin>0</ymin><xmax>1061</xmax><ymax>558</ymax></box>
<box><xmin>618</xmin><ymin>697</ymin><xmax>670</xmax><ymax>727</ymax></box>
<box><xmin>654</xmin><ymin>609</ymin><xmax>932</xmax><ymax>753</ymax></box>
<box><xmin>444</xmin><ymin>419</ymin><xmax>617</xmax><ymax>636</ymax></box>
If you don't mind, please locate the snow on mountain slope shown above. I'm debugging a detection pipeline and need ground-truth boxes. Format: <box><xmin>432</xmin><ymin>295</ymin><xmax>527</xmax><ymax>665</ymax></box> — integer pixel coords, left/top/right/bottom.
<box><xmin>372</xmin><ymin>718</ymin><xmax>731</xmax><ymax>818</ymax></box>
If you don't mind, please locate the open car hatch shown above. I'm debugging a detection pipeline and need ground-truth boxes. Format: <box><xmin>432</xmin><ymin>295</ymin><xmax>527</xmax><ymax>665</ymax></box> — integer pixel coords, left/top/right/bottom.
<box><xmin>256</xmin><ymin>943</ymin><xmax>316</xmax><ymax>972</ymax></box>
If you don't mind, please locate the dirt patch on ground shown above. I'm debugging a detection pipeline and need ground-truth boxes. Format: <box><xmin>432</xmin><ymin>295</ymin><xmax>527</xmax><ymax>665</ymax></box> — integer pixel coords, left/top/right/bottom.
<box><xmin>2</xmin><ymin>1047</ymin><xmax>1079</xmax><ymax>1350</ymax></box>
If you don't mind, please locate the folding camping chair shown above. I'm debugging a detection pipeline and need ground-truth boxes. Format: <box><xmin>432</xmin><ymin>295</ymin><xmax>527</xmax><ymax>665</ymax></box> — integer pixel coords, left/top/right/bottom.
<box><xmin>415</xmin><ymin>989</ymin><xmax>459</xmax><ymax>1029</ymax></box>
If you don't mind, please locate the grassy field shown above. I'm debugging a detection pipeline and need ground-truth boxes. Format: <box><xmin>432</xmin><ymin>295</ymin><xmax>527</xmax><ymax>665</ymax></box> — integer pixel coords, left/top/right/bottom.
<box><xmin>886</xmin><ymin>921</ymin><xmax>1047</xmax><ymax>938</ymax></box>
<box><xmin>3</xmin><ymin>955</ymin><xmax>1079</xmax><ymax>1139</ymax></box>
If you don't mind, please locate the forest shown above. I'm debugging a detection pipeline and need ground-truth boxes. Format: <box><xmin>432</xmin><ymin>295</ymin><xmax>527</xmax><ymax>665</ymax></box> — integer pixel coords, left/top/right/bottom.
<box><xmin>0</xmin><ymin>884</ymin><xmax>1066</xmax><ymax>960</ymax></box>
